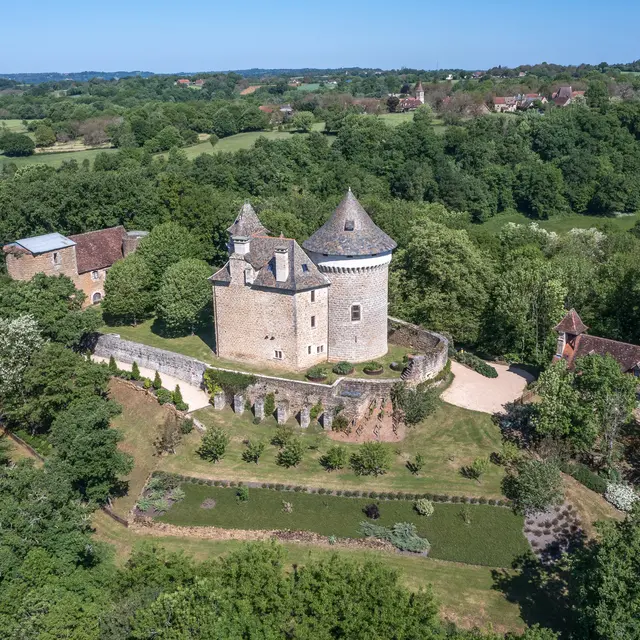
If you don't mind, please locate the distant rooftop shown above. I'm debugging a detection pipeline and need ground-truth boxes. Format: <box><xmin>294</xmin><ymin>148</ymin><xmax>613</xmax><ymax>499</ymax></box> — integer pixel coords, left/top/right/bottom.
<box><xmin>11</xmin><ymin>232</ymin><xmax>75</xmax><ymax>254</ymax></box>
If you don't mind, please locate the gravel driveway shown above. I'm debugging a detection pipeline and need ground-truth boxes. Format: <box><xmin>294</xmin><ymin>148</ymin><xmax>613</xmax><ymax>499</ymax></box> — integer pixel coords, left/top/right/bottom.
<box><xmin>441</xmin><ymin>360</ymin><xmax>535</xmax><ymax>414</ymax></box>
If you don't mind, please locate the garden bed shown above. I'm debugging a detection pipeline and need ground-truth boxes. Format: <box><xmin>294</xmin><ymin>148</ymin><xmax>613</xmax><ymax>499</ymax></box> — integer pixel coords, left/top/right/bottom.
<box><xmin>156</xmin><ymin>484</ymin><xmax>528</xmax><ymax>567</ymax></box>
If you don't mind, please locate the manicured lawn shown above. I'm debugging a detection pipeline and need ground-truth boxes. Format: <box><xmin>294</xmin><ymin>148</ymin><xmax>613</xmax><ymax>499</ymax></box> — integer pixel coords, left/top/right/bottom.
<box><xmin>0</xmin><ymin>119</ymin><xmax>30</xmax><ymax>133</ymax></box>
<box><xmin>100</xmin><ymin>317</ymin><xmax>411</xmax><ymax>381</ymax></box>
<box><xmin>0</xmin><ymin>146</ymin><xmax>118</xmax><ymax>169</ymax></box>
<box><xmin>158</xmin><ymin>484</ymin><xmax>528</xmax><ymax>567</ymax></box>
<box><xmin>92</xmin><ymin>510</ymin><xmax>525</xmax><ymax>633</ymax></box>
<box><xmin>158</xmin><ymin>400</ymin><xmax>506</xmax><ymax>498</ymax></box>
<box><xmin>479</xmin><ymin>211</ymin><xmax>640</xmax><ymax>235</ymax></box>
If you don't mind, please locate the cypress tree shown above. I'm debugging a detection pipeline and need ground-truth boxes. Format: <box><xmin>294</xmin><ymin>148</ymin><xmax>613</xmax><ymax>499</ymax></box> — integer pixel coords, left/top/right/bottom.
<box><xmin>131</xmin><ymin>361</ymin><xmax>141</xmax><ymax>381</ymax></box>
<box><xmin>153</xmin><ymin>371</ymin><xmax>162</xmax><ymax>390</ymax></box>
<box><xmin>108</xmin><ymin>356</ymin><xmax>118</xmax><ymax>374</ymax></box>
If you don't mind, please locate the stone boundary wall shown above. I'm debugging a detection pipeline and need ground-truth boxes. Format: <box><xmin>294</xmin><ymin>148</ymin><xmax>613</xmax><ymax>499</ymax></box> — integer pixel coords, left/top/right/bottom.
<box><xmin>91</xmin><ymin>319</ymin><xmax>447</xmax><ymax>424</ymax></box>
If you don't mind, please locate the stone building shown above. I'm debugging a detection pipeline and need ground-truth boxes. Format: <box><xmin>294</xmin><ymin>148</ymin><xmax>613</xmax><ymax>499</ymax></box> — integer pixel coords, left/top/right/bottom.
<box><xmin>3</xmin><ymin>227</ymin><xmax>147</xmax><ymax>306</ymax></box>
<box><xmin>211</xmin><ymin>190</ymin><xmax>397</xmax><ymax>370</ymax></box>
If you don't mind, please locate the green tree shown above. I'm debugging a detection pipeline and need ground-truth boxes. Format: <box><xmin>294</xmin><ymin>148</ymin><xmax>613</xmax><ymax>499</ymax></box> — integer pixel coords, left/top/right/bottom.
<box><xmin>276</xmin><ymin>438</ymin><xmax>304</xmax><ymax>468</ymax></box>
<box><xmin>586</xmin><ymin>79</ymin><xmax>609</xmax><ymax>110</ymax></box>
<box><xmin>391</xmin><ymin>219</ymin><xmax>493</xmax><ymax>342</ymax></box>
<box><xmin>131</xmin><ymin>361</ymin><xmax>141</xmax><ymax>380</ymax></box>
<box><xmin>156</xmin><ymin>258</ymin><xmax>212</xmax><ymax>335</ymax></box>
<box><xmin>0</xmin><ymin>132</ymin><xmax>35</xmax><ymax>156</ymax></box>
<box><xmin>514</xmin><ymin>162</ymin><xmax>567</xmax><ymax>219</ymax></box>
<box><xmin>241</xmin><ymin>439</ymin><xmax>265</xmax><ymax>464</ymax></box>
<box><xmin>197</xmin><ymin>427</ymin><xmax>230</xmax><ymax>463</ymax></box>
<box><xmin>102</xmin><ymin>253</ymin><xmax>155</xmax><ymax>325</ymax></box>
<box><xmin>350</xmin><ymin>442</ymin><xmax>392</xmax><ymax>477</ymax></box>
<box><xmin>502</xmin><ymin>458</ymin><xmax>564</xmax><ymax>515</ymax></box>
<box><xmin>136</xmin><ymin>222</ymin><xmax>203</xmax><ymax>286</ymax></box>
<box><xmin>0</xmin><ymin>315</ymin><xmax>44</xmax><ymax>396</ymax></box>
<box><xmin>34</xmin><ymin>124</ymin><xmax>56</xmax><ymax>147</ymax></box>
<box><xmin>153</xmin><ymin>371</ymin><xmax>162</xmax><ymax>390</ymax></box>
<box><xmin>49</xmin><ymin>396</ymin><xmax>133</xmax><ymax>503</ymax></box>
<box><xmin>291</xmin><ymin>111</ymin><xmax>315</xmax><ymax>133</ymax></box>
<box><xmin>571</xmin><ymin>504</ymin><xmax>640</xmax><ymax>639</ymax></box>
<box><xmin>319</xmin><ymin>445</ymin><xmax>347</xmax><ymax>471</ymax></box>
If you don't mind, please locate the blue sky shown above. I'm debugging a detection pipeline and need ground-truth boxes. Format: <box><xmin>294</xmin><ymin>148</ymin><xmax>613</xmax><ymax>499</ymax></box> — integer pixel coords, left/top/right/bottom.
<box><xmin>2</xmin><ymin>0</ymin><xmax>639</xmax><ymax>73</ymax></box>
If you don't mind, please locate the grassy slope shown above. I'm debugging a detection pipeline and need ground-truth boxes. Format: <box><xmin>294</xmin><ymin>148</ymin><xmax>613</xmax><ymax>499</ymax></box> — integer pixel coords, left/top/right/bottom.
<box><xmin>158</xmin><ymin>485</ymin><xmax>528</xmax><ymax>567</ymax></box>
<box><xmin>158</xmin><ymin>400</ymin><xmax>505</xmax><ymax>498</ymax></box>
<box><xmin>108</xmin><ymin>378</ymin><xmax>170</xmax><ymax>516</ymax></box>
<box><xmin>0</xmin><ymin>146</ymin><xmax>118</xmax><ymax>169</ymax></box>
<box><xmin>92</xmin><ymin>511</ymin><xmax>524</xmax><ymax>634</ymax></box>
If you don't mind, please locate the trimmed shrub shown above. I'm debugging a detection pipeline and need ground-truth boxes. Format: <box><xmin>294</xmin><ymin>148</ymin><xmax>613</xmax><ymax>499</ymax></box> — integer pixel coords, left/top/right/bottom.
<box><xmin>131</xmin><ymin>361</ymin><xmax>141</xmax><ymax>381</ymax></box>
<box><xmin>332</xmin><ymin>361</ymin><xmax>354</xmax><ymax>375</ymax></box>
<box><xmin>561</xmin><ymin>461</ymin><xmax>607</xmax><ymax>495</ymax></box>
<box><xmin>156</xmin><ymin>388</ymin><xmax>173</xmax><ymax>405</ymax></box>
<box><xmin>153</xmin><ymin>371</ymin><xmax>162</xmax><ymax>390</ymax></box>
<box><xmin>414</xmin><ymin>498</ymin><xmax>434</xmax><ymax>517</ymax></box>
<box><xmin>364</xmin><ymin>503</ymin><xmax>380</xmax><ymax>519</ymax></box>
<box><xmin>363</xmin><ymin>361</ymin><xmax>383</xmax><ymax>374</ymax></box>
<box><xmin>306</xmin><ymin>365</ymin><xmax>328</xmax><ymax>381</ymax></box>
<box><xmin>236</xmin><ymin>486</ymin><xmax>249</xmax><ymax>502</ymax></box>
<box><xmin>455</xmin><ymin>351</ymin><xmax>498</xmax><ymax>378</ymax></box>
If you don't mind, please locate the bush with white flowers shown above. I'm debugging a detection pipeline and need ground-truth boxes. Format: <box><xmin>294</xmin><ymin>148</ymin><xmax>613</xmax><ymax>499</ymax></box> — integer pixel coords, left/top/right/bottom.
<box><xmin>604</xmin><ymin>482</ymin><xmax>639</xmax><ymax>512</ymax></box>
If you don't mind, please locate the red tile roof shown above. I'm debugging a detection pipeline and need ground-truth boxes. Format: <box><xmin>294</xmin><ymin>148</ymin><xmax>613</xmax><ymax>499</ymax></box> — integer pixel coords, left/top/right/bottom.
<box><xmin>494</xmin><ymin>97</ymin><xmax>506</xmax><ymax>104</ymax></box>
<box><xmin>554</xmin><ymin>309</ymin><xmax>588</xmax><ymax>335</ymax></box>
<box><xmin>68</xmin><ymin>226</ymin><xmax>126</xmax><ymax>273</ymax></box>
<box><xmin>564</xmin><ymin>334</ymin><xmax>640</xmax><ymax>373</ymax></box>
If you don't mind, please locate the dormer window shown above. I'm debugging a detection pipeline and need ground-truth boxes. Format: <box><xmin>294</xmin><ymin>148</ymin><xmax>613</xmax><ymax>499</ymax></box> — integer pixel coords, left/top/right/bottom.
<box><xmin>344</xmin><ymin>219</ymin><xmax>355</xmax><ymax>231</ymax></box>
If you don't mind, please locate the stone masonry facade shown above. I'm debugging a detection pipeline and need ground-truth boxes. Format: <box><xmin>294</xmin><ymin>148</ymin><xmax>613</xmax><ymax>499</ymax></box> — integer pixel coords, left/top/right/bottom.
<box><xmin>323</xmin><ymin>263</ymin><xmax>390</xmax><ymax>362</ymax></box>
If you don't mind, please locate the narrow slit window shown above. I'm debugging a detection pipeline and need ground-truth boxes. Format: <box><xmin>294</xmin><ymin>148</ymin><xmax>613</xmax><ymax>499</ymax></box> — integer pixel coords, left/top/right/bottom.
<box><xmin>310</xmin><ymin>290</ymin><xmax>315</xmax><ymax>302</ymax></box>
<box><xmin>351</xmin><ymin>305</ymin><xmax>361</xmax><ymax>322</ymax></box>
<box><xmin>311</xmin><ymin>315</ymin><xmax>316</xmax><ymax>328</ymax></box>
<box><xmin>307</xmin><ymin>345</ymin><xmax>312</xmax><ymax>355</ymax></box>
<box><xmin>344</xmin><ymin>219</ymin><xmax>355</xmax><ymax>231</ymax></box>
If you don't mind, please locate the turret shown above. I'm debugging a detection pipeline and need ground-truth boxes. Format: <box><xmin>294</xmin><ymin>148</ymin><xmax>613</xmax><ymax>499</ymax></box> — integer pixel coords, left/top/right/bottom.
<box><xmin>303</xmin><ymin>189</ymin><xmax>396</xmax><ymax>362</ymax></box>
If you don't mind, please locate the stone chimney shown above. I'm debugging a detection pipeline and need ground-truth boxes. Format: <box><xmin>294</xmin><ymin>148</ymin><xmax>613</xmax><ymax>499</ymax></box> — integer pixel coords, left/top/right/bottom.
<box><xmin>123</xmin><ymin>230</ymin><xmax>149</xmax><ymax>256</ymax></box>
<box><xmin>231</xmin><ymin>235</ymin><xmax>250</xmax><ymax>255</ymax></box>
<box><xmin>274</xmin><ymin>247</ymin><xmax>289</xmax><ymax>282</ymax></box>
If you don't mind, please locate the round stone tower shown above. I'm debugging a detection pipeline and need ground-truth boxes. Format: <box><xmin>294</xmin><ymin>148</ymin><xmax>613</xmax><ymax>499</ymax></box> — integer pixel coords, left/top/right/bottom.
<box><xmin>303</xmin><ymin>189</ymin><xmax>397</xmax><ymax>363</ymax></box>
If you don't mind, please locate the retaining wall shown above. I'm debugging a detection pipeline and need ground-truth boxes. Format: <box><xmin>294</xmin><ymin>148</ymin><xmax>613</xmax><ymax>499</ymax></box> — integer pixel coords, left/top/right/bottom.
<box><xmin>91</xmin><ymin>318</ymin><xmax>447</xmax><ymax>422</ymax></box>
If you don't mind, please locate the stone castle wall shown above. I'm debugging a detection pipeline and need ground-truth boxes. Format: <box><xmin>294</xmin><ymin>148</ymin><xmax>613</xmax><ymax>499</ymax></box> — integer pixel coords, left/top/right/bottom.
<box><xmin>91</xmin><ymin>318</ymin><xmax>447</xmax><ymax>424</ymax></box>
<box><xmin>6</xmin><ymin>244</ymin><xmax>78</xmax><ymax>282</ymax></box>
<box><xmin>324</xmin><ymin>264</ymin><xmax>389</xmax><ymax>363</ymax></box>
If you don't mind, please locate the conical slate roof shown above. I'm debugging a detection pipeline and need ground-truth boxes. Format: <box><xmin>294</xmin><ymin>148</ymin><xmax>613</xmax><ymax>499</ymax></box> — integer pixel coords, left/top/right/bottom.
<box><xmin>226</xmin><ymin>202</ymin><xmax>269</xmax><ymax>237</ymax></box>
<box><xmin>554</xmin><ymin>308</ymin><xmax>588</xmax><ymax>335</ymax></box>
<box><xmin>415</xmin><ymin>80</ymin><xmax>424</xmax><ymax>92</ymax></box>
<box><xmin>302</xmin><ymin>190</ymin><xmax>397</xmax><ymax>257</ymax></box>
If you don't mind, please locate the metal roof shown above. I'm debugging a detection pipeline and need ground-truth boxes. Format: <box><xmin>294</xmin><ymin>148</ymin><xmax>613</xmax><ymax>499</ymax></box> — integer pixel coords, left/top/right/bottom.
<box><xmin>14</xmin><ymin>232</ymin><xmax>75</xmax><ymax>254</ymax></box>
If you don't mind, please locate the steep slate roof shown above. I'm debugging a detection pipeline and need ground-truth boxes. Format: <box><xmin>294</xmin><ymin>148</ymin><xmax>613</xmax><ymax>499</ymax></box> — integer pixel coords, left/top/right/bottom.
<box><xmin>563</xmin><ymin>334</ymin><xmax>640</xmax><ymax>373</ymax></box>
<box><xmin>211</xmin><ymin>236</ymin><xmax>329</xmax><ymax>293</ymax></box>
<box><xmin>68</xmin><ymin>226</ymin><xmax>127</xmax><ymax>273</ymax></box>
<box><xmin>302</xmin><ymin>190</ymin><xmax>397</xmax><ymax>257</ymax></box>
<box><xmin>554</xmin><ymin>309</ymin><xmax>588</xmax><ymax>335</ymax></box>
<box><xmin>226</xmin><ymin>203</ymin><xmax>270</xmax><ymax>237</ymax></box>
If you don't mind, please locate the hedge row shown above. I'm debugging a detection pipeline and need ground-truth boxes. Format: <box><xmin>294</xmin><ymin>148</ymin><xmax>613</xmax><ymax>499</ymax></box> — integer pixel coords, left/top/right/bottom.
<box><xmin>455</xmin><ymin>352</ymin><xmax>498</xmax><ymax>378</ymax></box>
<box><xmin>149</xmin><ymin>472</ymin><xmax>511</xmax><ymax>506</ymax></box>
<box><xmin>560</xmin><ymin>461</ymin><xmax>608</xmax><ymax>494</ymax></box>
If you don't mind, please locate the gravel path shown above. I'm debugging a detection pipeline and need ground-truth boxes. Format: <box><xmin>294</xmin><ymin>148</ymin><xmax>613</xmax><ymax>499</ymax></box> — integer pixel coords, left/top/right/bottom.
<box><xmin>442</xmin><ymin>361</ymin><xmax>534</xmax><ymax>414</ymax></box>
<box><xmin>93</xmin><ymin>356</ymin><xmax>211</xmax><ymax>411</ymax></box>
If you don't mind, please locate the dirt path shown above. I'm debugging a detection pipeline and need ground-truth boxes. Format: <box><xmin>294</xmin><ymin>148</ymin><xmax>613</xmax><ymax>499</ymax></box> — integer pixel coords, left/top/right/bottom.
<box><xmin>442</xmin><ymin>361</ymin><xmax>534</xmax><ymax>414</ymax></box>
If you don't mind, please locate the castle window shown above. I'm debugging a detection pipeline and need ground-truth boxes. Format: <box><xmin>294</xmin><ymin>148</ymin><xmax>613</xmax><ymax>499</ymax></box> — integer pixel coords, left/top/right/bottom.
<box><xmin>274</xmin><ymin>350</ymin><xmax>283</xmax><ymax>360</ymax></box>
<box><xmin>52</xmin><ymin>252</ymin><xmax>61</xmax><ymax>266</ymax></box>
<box><xmin>92</xmin><ymin>292</ymin><xmax>102</xmax><ymax>304</ymax></box>
<box><xmin>308</xmin><ymin>346</ymin><xmax>312</xmax><ymax>355</ymax></box>
<box><xmin>310</xmin><ymin>290</ymin><xmax>315</xmax><ymax>302</ymax></box>
<box><xmin>317</xmin><ymin>345</ymin><xmax>324</xmax><ymax>354</ymax></box>
<box><xmin>302</xmin><ymin>264</ymin><xmax>309</xmax><ymax>272</ymax></box>
<box><xmin>344</xmin><ymin>219</ymin><xmax>355</xmax><ymax>231</ymax></box>
<box><xmin>351</xmin><ymin>305</ymin><xmax>361</xmax><ymax>322</ymax></box>
<box><xmin>91</xmin><ymin>270</ymin><xmax>100</xmax><ymax>281</ymax></box>
<box><xmin>311</xmin><ymin>315</ymin><xmax>316</xmax><ymax>328</ymax></box>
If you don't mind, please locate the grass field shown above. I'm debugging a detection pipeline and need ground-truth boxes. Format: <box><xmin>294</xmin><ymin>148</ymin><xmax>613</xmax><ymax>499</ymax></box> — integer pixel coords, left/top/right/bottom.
<box><xmin>377</xmin><ymin>112</ymin><xmax>448</xmax><ymax>134</ymax></box>
<box><xmin>479</xmin><ymin>211</ymin><xmax>640</xmax><ymax>235</ymax></box>
<box><xmin>0</xmin><ymin>119</ymin><xmax>29</xmax><ymax>133</ymax></box>
<box><xmin>0</xmin><ymin>146</ymin><xmax>118</xmax><ymax>169</ymax></box>
<box><xmin>158</xmin><ymin>400</ymin><xmax>505</xmax><ymax>498</ymax></box>
<box><xmin>158</xmin><ymin>484</ymin><xmax>528</xmax><ymax>566</ymax></box>
<box><xmin>92</xmin><ymin>511</ymin><xmax>525</xmax><ymax>633</ymax></box>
